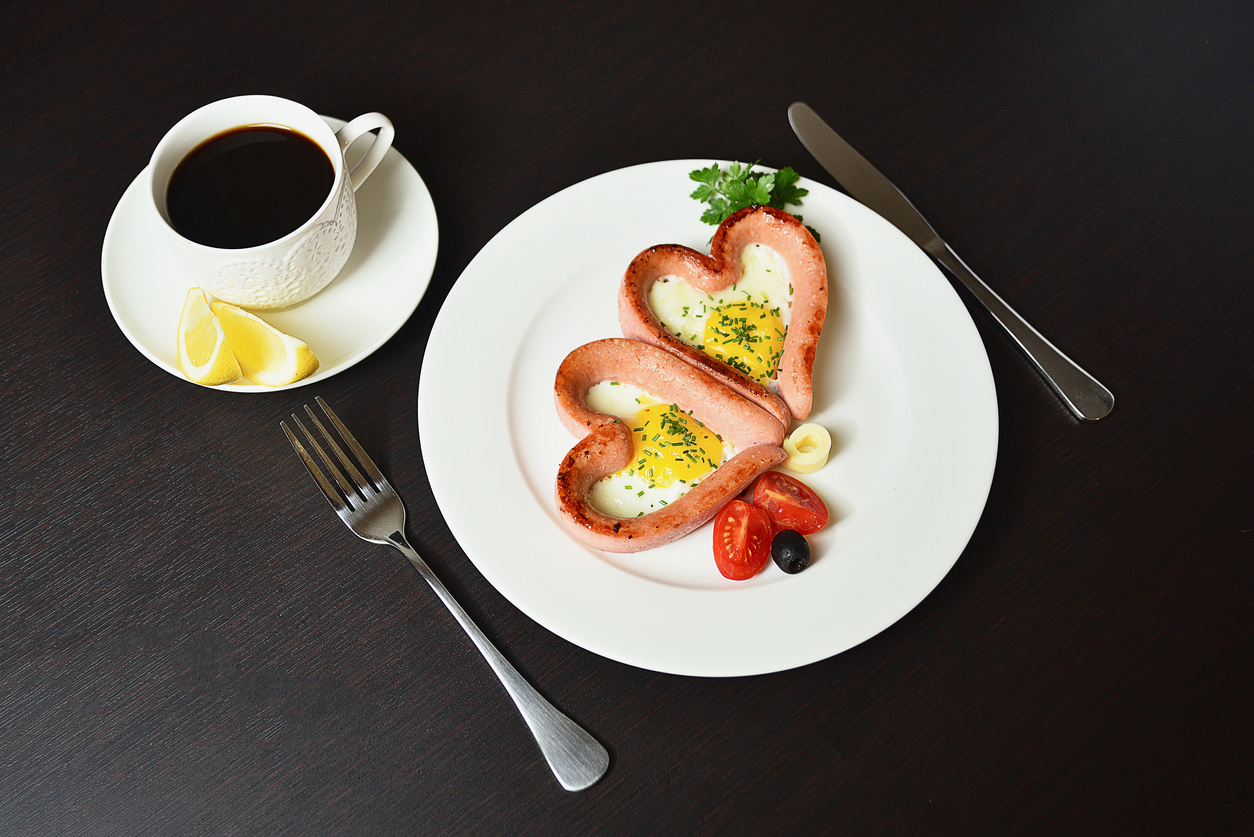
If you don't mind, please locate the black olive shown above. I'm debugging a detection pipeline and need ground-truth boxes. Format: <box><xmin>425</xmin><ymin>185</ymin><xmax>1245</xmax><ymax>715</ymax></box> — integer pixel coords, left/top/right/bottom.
<box><xmin>771</xmin><ymin>529</ymin><xmax>811</xmax><ymax>574</ymax></box>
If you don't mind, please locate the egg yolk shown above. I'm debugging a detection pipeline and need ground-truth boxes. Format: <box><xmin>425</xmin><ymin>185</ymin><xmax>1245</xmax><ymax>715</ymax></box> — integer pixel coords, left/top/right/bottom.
<box><xmin>702</xmin><ymin>301</ymin><xmax>786</xmax><ymax>385</ymax></box>
<box><xmin>624</xmin><ymin>403</ymin><xmax>723</xmax><ymax>488</ymax></box>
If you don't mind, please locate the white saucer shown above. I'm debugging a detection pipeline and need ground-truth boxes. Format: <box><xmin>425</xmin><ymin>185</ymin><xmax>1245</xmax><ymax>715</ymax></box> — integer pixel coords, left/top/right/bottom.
<box><xmin>102</xmin><ymin>117</ymin><xmax>439</xmax><ymax>392</ymax></box>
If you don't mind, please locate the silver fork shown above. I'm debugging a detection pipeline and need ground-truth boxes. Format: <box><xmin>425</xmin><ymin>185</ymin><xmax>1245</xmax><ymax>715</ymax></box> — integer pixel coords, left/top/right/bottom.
<box><xmin>282</xmin><ymin>396</ymin><xmax>609</xmax><ymax>791</ymax></box>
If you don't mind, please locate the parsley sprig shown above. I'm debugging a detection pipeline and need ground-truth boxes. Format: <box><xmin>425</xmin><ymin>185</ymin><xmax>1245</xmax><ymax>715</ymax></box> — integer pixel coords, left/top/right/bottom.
<box><xmin>689</xmin><ymin>161</ymin><xmax>820</xmax><ymax>242</ymax></box>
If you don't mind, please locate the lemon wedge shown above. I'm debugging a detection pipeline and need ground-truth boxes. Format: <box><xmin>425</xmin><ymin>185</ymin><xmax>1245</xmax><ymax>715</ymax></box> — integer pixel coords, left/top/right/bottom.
<box><xmin>177</xmin><ymin>288</ymin><xmax>242</xmax><ymax>386</ymax></box>
<box><xmin>211</xmin><ymin>301</ymin><xmax>319</xmax><ymax>387</ymax></box>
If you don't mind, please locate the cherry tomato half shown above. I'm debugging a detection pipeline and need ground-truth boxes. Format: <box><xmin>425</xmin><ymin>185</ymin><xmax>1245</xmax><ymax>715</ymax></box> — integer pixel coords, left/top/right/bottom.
<box><xmin>752</xmin><ymin>471</ymin><xmax>829</xmax><ymax>535</ymax></box>
<box><xmin>712</xmin><ymin>500</ymin><xmax>773</xmax><ymax>581</ymax></box>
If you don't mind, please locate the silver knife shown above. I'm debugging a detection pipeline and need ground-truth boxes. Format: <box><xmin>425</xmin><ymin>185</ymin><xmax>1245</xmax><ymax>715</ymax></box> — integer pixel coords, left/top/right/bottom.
<box><xmin>788</xmin><ymin>101</ymin><xmax>1114</xmax><ymax>421</ymax></box>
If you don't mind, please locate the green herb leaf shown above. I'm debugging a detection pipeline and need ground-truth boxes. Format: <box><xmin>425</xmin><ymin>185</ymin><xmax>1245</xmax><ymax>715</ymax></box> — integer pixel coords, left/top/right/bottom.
<box><xmin>688</xmin><ymin>161</ymin><xmax>820</xmax><ymax>242</ymax></box>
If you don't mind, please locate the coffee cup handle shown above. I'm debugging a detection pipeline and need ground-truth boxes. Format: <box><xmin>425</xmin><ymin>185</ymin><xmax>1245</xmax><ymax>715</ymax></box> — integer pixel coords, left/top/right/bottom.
<box><xmin>336</xmin><ymin>113</ymin><xmax>395</xmax><ymax>192</ymax></box>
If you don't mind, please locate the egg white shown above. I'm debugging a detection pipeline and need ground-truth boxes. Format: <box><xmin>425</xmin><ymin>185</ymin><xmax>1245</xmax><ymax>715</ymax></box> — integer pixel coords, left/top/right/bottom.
<box><xmin>583</xmin><ymin>380</ymin><xmax>734</xmax><ymax>519</ymax></box>
<box><xmin>647</xmin><ymin>243</ymin><xmax>792</xmax><ymax>357</ymax></box>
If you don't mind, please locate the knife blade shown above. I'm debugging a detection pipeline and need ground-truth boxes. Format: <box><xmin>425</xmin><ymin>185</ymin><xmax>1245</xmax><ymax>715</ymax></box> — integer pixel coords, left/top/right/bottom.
<box><xmin>788</xmin><ymin>101</ymin><xmax>1114</xmax><ymax>421</ymax></box>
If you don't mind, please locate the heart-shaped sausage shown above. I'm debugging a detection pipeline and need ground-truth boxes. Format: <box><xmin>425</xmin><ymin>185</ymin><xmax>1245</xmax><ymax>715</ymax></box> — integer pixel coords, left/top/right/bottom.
<box><xmin>619</xmin><ymin>205</ymin><xmax>827</xmax><ymax>426</ymax></box>
<box><xmin>554</xmin><ymin>338</ymin><xmax>786</xmax><ymax>553</ymax></box>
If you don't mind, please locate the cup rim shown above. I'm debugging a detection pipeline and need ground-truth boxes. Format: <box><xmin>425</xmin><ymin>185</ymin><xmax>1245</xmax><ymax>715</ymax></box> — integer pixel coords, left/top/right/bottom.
<box><xmin>146</xmin><ymin>95</ymin><xmax>346</xmax><ymax>254</ymax></box>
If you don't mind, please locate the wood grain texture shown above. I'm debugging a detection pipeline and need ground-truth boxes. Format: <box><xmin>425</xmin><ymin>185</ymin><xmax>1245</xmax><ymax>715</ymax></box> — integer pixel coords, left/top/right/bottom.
<box><xmin>1</xmin><ymin>0</ymin><xmax>1250</xmax><ymax>834</ymax></box>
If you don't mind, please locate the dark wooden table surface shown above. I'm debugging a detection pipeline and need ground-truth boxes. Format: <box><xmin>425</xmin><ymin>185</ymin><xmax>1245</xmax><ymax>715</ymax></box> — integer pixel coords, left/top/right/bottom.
<box><xmin>3</xmin><ymin>1</ymin><xmax>1250</xmax><ymax>834</ymax></box>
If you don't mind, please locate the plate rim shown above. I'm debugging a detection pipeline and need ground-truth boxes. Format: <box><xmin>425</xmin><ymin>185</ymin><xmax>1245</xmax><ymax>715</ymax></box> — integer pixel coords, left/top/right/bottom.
<box><xmin>418</xmin><ymin>158</ymin><xmax>997</xmax><ymax>676</ymax></box>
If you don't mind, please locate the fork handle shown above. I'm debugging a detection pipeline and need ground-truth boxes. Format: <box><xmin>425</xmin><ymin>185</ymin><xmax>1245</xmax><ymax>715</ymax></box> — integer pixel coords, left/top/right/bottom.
<box><xmin>385</xmin><ymin>532</ymin><xmax>610</xmax><ymax>791</ymax></box>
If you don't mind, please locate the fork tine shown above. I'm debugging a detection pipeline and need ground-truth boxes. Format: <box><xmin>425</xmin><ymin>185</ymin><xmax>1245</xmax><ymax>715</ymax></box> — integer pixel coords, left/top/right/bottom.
<box><xmin>291</xmin><ymin>413</ymin><xmax>362</xmax><ymax>501</ymax></box>
<box><xmin>282</xmin><ymin>420</ymin><xmax>350</xmax><ymax>513</ymax></box>
<box><xmin>314</xmin><ymin>396</ymin><xmax>386</xmax><ymax>485</ymax></box>
<box><xmin>284</xmin><ymin>398</ymin><xmax>608</xmax><ymax>789</ymax></box>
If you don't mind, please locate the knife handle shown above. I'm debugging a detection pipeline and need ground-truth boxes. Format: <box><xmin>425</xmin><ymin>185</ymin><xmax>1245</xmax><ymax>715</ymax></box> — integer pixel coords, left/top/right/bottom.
<box><xmin>930</xmin><ymin>244</ymin><xmax>1114</xmax><ymax>420</ymax></box>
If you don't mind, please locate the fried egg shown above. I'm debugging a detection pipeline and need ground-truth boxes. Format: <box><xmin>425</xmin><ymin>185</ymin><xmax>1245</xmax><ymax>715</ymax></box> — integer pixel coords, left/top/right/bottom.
<box><xmin>647</xmin><ymin>243</ymin><xmax>792</xmax><ymax>386</ymax></box>
<box><xmin>584</xmin><ymin>380</ymin><xmax>732</xmax><ymax>519</ymax></box>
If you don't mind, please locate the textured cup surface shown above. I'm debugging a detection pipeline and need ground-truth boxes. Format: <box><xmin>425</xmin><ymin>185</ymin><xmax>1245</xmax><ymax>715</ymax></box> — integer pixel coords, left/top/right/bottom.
<box><xmin>148</xmin><ymin>96</ymin><xmax>388</xmax><ymax>309</ymax></box>
<box><xmin>163</xmin><ymin>174</ymin><xmax>357</xmax><ymax>308</ymax></box>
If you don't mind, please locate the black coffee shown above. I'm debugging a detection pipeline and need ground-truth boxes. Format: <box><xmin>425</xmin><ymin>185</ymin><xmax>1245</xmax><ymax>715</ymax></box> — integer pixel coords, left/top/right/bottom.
<box><xmin>166</xmin><ymin>125</ymin><xmax>335</xmax><ymax>249</ymax></box>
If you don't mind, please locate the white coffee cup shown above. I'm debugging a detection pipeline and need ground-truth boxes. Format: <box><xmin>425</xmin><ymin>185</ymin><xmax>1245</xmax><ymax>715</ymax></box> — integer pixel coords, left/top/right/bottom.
<box><xmin>147</xmin><ymin>95</ymin><xmax>394</xmax><ymax>309</ymax></box>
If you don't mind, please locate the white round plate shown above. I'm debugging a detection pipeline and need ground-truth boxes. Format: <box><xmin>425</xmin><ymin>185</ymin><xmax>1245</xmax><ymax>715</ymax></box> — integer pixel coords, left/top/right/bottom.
<box><xmin>102</xmin><ymin>117</ymin><xmax>439</xmax><ymax>392</ymax></box>
<box><xmin>418</xmin><ymin>160</ymin><xmax>997</xmax><ymax>677</ymax></box>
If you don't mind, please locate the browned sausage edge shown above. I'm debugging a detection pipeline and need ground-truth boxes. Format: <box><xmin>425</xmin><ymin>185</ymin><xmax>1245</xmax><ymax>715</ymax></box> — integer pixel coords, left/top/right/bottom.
<box><xmin>554</xmin><ymin>338</ymin><xmax>787</xmax><ymax>553</ymax></box>
<box><xmin>618</xmin><ymin>205</ymin><xmax>828</xmax><ymax>423</ymax></box>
